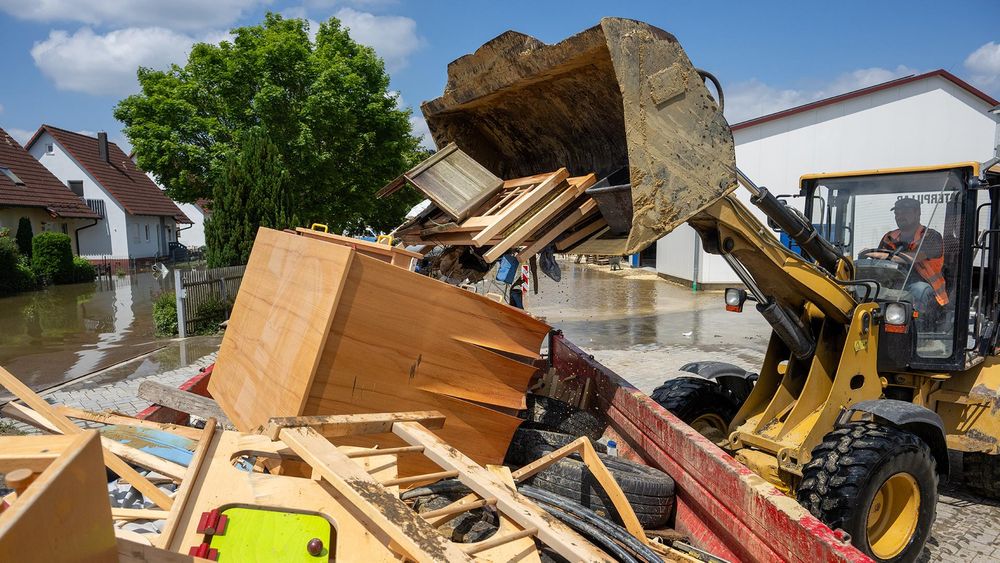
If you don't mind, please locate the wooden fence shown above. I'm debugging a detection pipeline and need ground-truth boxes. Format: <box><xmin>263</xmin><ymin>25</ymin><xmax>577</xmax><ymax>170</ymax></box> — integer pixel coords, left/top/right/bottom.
<box><xmin>174</xmin><ymin>265</ymin><xmax>246</xmax><ymax>337</ymax></box>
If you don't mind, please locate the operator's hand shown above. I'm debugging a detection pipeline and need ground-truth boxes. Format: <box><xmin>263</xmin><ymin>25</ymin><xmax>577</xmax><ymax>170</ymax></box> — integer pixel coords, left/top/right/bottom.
<box><xmin>864</xmin><ymin>251</ymin><xmax>890</xmax><ymax>260</ymax></box>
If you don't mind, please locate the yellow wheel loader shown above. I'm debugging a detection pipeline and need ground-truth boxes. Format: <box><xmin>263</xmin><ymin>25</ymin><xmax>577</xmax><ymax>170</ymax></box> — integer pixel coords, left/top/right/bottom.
<box><xmin>421</xmin><ymin>17</ymin><xmax>1000</xmax><ymax>561</ymax></box>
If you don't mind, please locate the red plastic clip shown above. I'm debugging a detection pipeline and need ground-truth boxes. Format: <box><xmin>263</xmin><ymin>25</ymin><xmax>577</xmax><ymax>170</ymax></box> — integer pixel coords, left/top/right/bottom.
<box><xmin>196</xmin><ymin>509</ymin><xmax>228</xmax><ymax>536</ymax></box>
<box><xmin>187</xmin><ymin>542</ymin><xmax>219</xmax><ymax>560</ymax></box>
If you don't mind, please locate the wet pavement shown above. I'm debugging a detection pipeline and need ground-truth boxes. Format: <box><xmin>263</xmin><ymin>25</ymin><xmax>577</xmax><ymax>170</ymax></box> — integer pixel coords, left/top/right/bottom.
<box><xmin>527</xmin><ymin>260</ymin><xmax>770</xmax><ymax>390</ymax></box>
<box><xmin>0</xmin><ymin>272</ymin><xmax>180</xmax><ymax>396</ymax></box>
<box><xmin>528</xmin><ymin>260</ymin><xmax>1000</xmax><ymax>562</ymax></box>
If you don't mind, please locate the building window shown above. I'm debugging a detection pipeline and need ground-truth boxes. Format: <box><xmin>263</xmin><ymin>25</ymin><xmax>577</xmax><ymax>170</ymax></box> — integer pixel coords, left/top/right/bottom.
<box><xmin>68</xmin><ymin>180</ymin><xmax>84</xmax><ymax>196</ymax></box>
<box><xmin>0</xmin><ymin>166</ymin><xmax>25</xmax><ymax>186</ymax></box>
<box><xmin>46</xmin><ymin>143</ymin><xmax>54</xmax><ymax>155</ymax></box>
<box><xmin>61</xmin><ymin>223</ymin><xmax>68</xmax><ymax>234</ymax></box>
<box><xmin>145</xmin><ymin>225</ymin><xmax>149</xmax><ymax>241</ymax></box>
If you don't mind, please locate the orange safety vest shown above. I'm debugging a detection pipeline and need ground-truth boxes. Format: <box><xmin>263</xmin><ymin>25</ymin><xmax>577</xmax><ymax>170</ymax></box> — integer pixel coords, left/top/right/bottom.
<box><xmin>881</xmin><ymin>225</ymin><xmax>948</xmax><ymax>306</ymax></box>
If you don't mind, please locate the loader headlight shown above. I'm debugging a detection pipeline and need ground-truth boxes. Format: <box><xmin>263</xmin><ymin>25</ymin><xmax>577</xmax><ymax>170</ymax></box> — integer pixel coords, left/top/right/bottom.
<box><xmin>725</xmin><ymin>288</ymin><xmax>747</xmax><ymax>312</ymax></box>
<box><xmin>884</xmin><ymin>302</ymin><xmax>907</xmax><ymax>325</ymax></box>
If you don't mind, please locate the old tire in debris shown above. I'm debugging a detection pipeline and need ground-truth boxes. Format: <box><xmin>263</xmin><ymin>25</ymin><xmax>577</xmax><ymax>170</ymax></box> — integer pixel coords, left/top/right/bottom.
<box><xmin>962</xmin><ymin>452</ymin><xmax>1000</xmax><ymax>498</ymax></box>
<box><xmin>650</xmin><ymin>377</ymin><xmax>740</xmax><ymax>445</ymax></box>
<box><xmin>523</xmin><ymin>394</ymin><xmax>606</xmax><ymax>441</ymax></box>
<box><xmin>797</xmin><ymin>422</ymin><xmax>937</xmax><ymax>562</ymax></box>
<box><xmin>505</xmin><ymin>427</ymin><xmax>607</xmax><ymax>466</ymax></box>
<box><xmin>520</xmin><ymin>449</ymin><xmax>676</xmax><ymax>528</ymax></box>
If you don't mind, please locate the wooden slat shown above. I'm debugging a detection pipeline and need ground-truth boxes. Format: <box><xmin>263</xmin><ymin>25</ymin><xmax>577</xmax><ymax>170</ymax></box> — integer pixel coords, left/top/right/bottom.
<box><xmin>279</xmin><ymin>427</ymin><xmax>473</xmax><ymax>562</ymax></box>
<box><xmin>484</xmin><ymin>173</ymin><xmax>597</xmax><ymax>262</ymax></box>
<box><xmin>461</xmin><ymin>527</ymin><xmax>538</xmax><ymax>554</ymax></box>
<box><xmin>137</xmin><ymin>381</ymin><xmax>232</xmax><ymax>427</ymax></box>
<box><xmin>112</xmin><ymin>508</ymin><xmax>171</xmax><ymax>521</ymax></box>
<box><xmin>381</xmin><ymin>470</ymin><xmax>459</xmax><ymax>487</ymax></box>
<box><xmin>471</xmin><ymin>169</ymin><xmax>569</xmax><ymax>247</ymax></box>
<box><xmin>419</xmin><ymin>497</ymin><xmax>496</xmax><ymax>521</ymax></box>
<box><xmin>263</xmin><ymin>411</ymin><xmax>446</xmax><ymax>440</ymax></box>
<box><xmin>54</xmin><ymin>406</ymin><xmax>203</xmax><ymax>440</ymax></box>
<box><xmin>0</xmin><ymin>368</ymin><xmax>174</xmax><ymax>509</ymax></box>
<box><xmin>392</xmin><ymin>421</ymin><xmax>612</xmax><ymax>562</ymax></box>
<box><xmin>517</xmin><ymin>198</ymin><xmax>599</xmax><ymax>261</ymax></box>
<box><xmin>345</xmin><ymin>445</ymin><xmax>425</xmax><ymax>458</ymax></box>
<box><xmin>555</xmin><ymin>219</ymin><xmax>608</xmax><ymax>251</ymax></box>
<box><xmin>157</xmin><ymin>420</ymin><xmax>217</xmax><ymax>549</ymax></box>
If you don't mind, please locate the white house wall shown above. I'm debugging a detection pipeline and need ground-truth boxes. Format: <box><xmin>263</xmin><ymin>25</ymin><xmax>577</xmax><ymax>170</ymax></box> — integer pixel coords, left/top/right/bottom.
<box><xmin>175</xmin><ymin>203</ymin><xmax>205</xmax><ymax>247</ymax></box>
<box><xmin>657</xmin><ymin>76</ymin><xmax>999</xmax><ymax>285</ymax></box>
<box><xmin>0</xmin><ymin>208</ymin><xmax>89</xmax><ymax>254</ymax></box>
<box><xmin>125</xmin><ymin>214</ymin><xmax>177</xmax><ymax>259</ymax></box>
<box><xmin>28</xmin><ymin>131</ymin><xmax>128</xmax><ymax>259</ymax></box>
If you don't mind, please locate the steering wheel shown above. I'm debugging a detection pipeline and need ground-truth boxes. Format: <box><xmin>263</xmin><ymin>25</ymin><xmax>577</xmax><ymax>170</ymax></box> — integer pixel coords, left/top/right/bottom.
<box><xmin>858</xmin><ymin>248</ymin><xmax>914</xmax><ymax>265</ymax></box>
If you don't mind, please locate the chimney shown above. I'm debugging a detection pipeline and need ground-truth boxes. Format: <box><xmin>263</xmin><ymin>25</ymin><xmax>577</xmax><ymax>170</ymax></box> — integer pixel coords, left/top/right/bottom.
<box><xmin>97</xmin><ymin>131</ymin><xmax>109</xmax><ymax>163</ymax></box>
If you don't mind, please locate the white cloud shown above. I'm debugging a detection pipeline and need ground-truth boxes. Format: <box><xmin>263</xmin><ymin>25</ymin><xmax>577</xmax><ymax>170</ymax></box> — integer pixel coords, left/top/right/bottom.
<box><xmin>333</xmin><ymin>8</ymin><xmax>422</xmax><ymax>72</ymax></box>
<box><xmin>392</xmin><ymin>91</ymin><xmax>433</xmax><ymax>149</ymax></box>
<box><xmin>0</xmin><ymin>0</ymin><xmax>269</xmax><ymax>31</ymax></box>
<box><xmin>31</xmin><ymin>27</ymin><xmax>221</xmax><ymax>96</ymax></box>
<box><xmin>965</xmin><ymin>41</ymin><xmax>1000</xmax><ymax>93</ymax></box>
<box><xmin>725</xmin><ymin>66</ymin><xmax>917</xmax><ymax>123</ymax></box>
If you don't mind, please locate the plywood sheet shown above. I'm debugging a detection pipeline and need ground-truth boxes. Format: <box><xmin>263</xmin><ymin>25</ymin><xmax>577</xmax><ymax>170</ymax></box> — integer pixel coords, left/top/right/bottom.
<box><xmin>209</xmin><ymin>228</ymin><xmax>355</xmax><ymax>431</ymax></box>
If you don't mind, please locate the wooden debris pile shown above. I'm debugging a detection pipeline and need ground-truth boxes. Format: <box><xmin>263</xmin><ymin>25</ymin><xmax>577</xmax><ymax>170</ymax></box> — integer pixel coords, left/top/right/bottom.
<box><xmin>382</xmin><ymin>143</ymin><xmax>626</xmax><ymax>267</ymax></box>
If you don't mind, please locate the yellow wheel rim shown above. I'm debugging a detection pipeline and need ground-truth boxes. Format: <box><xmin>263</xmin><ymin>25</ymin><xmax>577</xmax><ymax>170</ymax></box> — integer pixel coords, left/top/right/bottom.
<box><xmin>690</xmin><ymin>413</ymin><xmax>728</xmax><ymax>445</ymax></box>
<box><xmin>866</xmin><ymin>472</ymin><xmax>920</xmax><ymax>559</ymax></box>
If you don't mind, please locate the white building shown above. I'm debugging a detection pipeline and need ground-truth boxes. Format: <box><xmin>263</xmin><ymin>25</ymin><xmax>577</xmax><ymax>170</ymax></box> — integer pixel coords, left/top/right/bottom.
<box><xmin>26</xmin><ymin>126</ymin><xmax>190</xmax><ymax>268</ymax></box>
<box><xmin>135</xmin><ymin>155</ymin><xmax>210</xmax><ymax>249</ymax></box>
<box><xmin>656</xmin><ymin>69</ymin><xmax>1000</xmax><ymax>287</ymax></box>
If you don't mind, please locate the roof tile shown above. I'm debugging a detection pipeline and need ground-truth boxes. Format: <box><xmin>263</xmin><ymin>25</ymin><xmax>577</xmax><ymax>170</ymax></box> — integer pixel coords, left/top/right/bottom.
<box><xmin>0</xmin><ymin>127</ymin><xmax>100</xmax><ymax>219</ymax></box>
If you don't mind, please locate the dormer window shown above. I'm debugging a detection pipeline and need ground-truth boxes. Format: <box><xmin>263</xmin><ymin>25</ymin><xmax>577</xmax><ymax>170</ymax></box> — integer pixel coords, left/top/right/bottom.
<box><xmin>0</xmin><ymin>166</ymin><xmax>25</xmax><ymax>186</ymax></box>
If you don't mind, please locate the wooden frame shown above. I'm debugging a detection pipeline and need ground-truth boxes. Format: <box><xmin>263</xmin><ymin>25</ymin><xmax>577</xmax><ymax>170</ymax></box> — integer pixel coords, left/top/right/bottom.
<box><xmin>471</xmin><ymin>169</ymin><xmax>569</xmax><ymax>247</ymax></box>
<box><xmin>517</xmin><ymin>198</ymin><xmax>599</xmax><ymax>261</ymax></box>
<box><xmin>0</xmin><ymin>432</ymin><xmax>118</xmax><ymax>562</ymax></box>
<box><xmin>294</xmin><ymin>227</ymin><xmax>421</xmax><ymax>270</ymax></box>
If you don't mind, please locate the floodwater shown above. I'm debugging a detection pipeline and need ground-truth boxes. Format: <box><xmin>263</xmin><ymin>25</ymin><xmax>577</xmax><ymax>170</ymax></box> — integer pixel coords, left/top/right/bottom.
<box><xmin>529</xmin><ymin>261</ymin><xmax>769</xmax><ymax>350</ymax></box>
<box><xmin>0</xmin><ymin>272</ymin><xmax>185</xmax><ymax>394</ymax></box>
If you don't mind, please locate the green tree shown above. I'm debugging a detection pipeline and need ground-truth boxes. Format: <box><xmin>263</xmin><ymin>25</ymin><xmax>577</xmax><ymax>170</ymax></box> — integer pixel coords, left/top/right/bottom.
<box><xmin>31</xmin><ymin>232</ymin><xmax>74</xmax><ymax>285</ymax></box>
<box><xmin>205</xmin><ymin>129</ymin><xmax>295</xmax><ymax>266</ymax></box>
<box><xmin>115</xmin><ymin>12</ymin><xmax>422</xmax><ymax>239</ymax></box>
<box><xmin>15</xmin><ymin>217</ymin><xmax>33</xmax><ymax>258</ymax></box>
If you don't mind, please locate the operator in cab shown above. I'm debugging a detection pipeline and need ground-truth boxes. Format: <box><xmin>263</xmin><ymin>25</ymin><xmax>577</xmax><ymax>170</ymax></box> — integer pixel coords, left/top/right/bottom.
<box><xmin>866</xmin><ymin>197</ymin><xmax>948</xmax><ymax>327</ymax></box>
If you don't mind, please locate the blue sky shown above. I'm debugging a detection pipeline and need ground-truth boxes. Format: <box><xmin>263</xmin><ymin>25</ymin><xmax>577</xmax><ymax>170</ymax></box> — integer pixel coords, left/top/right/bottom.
<box><xmin>1</xmin><ymin>1</ymin><xmax>998</xmax><ymax>152</ymax></box>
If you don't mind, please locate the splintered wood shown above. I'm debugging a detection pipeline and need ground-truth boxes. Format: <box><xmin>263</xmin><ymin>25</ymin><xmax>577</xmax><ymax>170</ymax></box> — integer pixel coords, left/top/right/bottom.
<box><xmin>384</xmin><ymin>150</ymin><xmax>613</xmax><ymax>262</ymax></box>
<box><xmin>209</xmin><ymin>228</ymin><xmax>551</xmax><ymax>474</ymax></box>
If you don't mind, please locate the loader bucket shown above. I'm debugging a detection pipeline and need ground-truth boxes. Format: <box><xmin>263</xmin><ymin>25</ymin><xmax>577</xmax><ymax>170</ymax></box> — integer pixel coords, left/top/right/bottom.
<box><xmin>421</xmin><ymin>17</ymin><xmax>737</xmax><ymax>254</ymax></box>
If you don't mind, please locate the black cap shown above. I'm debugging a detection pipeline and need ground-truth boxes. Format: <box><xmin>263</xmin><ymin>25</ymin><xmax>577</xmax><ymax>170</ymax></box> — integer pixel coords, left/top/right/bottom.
<box><xmin>891</xmin><ymin>197</ymin><xmax>920</xmax><ymax>211</ymax></box>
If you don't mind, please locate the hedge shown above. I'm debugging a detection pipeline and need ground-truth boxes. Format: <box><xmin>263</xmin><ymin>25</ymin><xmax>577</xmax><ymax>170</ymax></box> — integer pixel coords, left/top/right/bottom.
<box><xmin>70</xmin><ymin>256</ymin><xmax>97</xmax><ymax>283</ymax></box>
<box><xmin>0</xmin><ymin>238</ymin><xmax>20</xmax><ymax>296</ymax></box>
<box><xmin>152</xmin><ymin>292</ymin><xmax>178</xmax><ymax>336</ymax></box>
<box><xmin>31</xmin><ymin>232</ymin><xmax>74</xmax><ymax>284</ymax></box>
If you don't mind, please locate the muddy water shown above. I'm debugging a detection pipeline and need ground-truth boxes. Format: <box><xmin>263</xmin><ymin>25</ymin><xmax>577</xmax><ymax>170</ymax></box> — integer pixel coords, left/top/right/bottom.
<box><xmin>0</xmin><ymin>272</ymin><xmax>177</xmax><ymax>393</ymax></box>
<box><xmin>528</xmin><ymin>261</ymin><xmax>769</xmax><ymax>350</ymax></box>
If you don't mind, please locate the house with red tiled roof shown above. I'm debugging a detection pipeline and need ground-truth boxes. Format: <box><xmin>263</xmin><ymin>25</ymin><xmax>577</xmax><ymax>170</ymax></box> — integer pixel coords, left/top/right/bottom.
<box><xmin>130</xmin><ymin>152</ymin><xmax>211</xmax><ymax>249</ymax></box>
<box><xmin>25</xmin><ymin>126</ymin><xmax>190</xmax><ymax>265</ymax></box>
<box><xmin>0</xmin><ymin>127</ymin><xmax>100</xmax><ymax>254</ymax></box>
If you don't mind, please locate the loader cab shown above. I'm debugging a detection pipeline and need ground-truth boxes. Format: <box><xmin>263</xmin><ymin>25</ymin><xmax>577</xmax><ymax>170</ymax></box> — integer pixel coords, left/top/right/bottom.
<box><xmin>801</xmin><ymin>164</ymin><xmax>1000</xmax><ymax>372</ymax></box>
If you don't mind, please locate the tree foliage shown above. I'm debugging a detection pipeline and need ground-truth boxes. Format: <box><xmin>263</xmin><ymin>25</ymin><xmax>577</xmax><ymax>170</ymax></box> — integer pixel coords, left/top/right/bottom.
<box><xmin>15</xmin><ymin>217</ymin><xmax>33</xmax><ymax>257</ymax></box>
<box><xmin>31</xmin><ymin>232</ymin><xmax>74</xmax><ymax>285</ymax></box>
<box><xmin>205</xmin><ymin>129</ymin><xmax>295</xmax><ymax>266</ymax></box>
<box><xmin>115</xmin><ymin>12</ymin><xmax>424</xmax><ymax>240</ymax></box>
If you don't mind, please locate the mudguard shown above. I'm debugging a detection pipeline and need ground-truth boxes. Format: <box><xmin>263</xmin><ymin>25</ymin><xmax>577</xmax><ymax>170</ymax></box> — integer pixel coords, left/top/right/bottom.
<box><xmin>843</xmin><ymin>399</ymin><xmax>949</xmax><ymax>476</ymax></box>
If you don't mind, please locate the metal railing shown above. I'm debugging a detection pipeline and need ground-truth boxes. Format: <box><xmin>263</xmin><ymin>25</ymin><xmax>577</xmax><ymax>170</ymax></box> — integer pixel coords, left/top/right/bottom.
<box><xmin>174</xmin><ymin>265</ymin><xmax>245</xmax><ymax>337</ymax></box>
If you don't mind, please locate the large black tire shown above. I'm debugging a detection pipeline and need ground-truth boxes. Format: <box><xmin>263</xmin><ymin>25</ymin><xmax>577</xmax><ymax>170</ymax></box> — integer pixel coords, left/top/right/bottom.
<box><xmin>509</xmin><ymin>428</ymin><xmax>675</xmax><ymax>529</ymax></box>
<box><xmin>797</xmin><ymin>422</ymin><xmax>938</xmax><ymax>563</ymax></box>
<box><xmin>523</xmin><ymin>395</ymin><xmax>607</xmax><ymax>441</ymax></box>
<box><xmin>961</xmin><ymin>452</ymin><xmax>1000</xmax><ymax>498</ymax></box>
<box><xmin>505</xmin><ymin>427</ymin><xmax>607</xmax><ymax>466</ymax></box>
<box><xmin>650</xmin><ymin>377</ymin><xmax>740</xmax><ymax>445</ymax></box>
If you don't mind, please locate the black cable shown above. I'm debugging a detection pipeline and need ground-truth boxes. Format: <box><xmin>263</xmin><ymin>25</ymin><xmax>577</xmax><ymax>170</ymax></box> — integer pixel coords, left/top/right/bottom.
<box><xmin>528</xmin><ymin>495</ymin><xmax>640</xmax><ymax>563</ymax></box>
<box><xmin>398</xmin><ymin>478</ymin><xmax>468</xmax><ymax>500</ymax></box>
<box><xmin>520</xmin><ymin>485</ymin><xmax>661</xmax><ymax>563</ymax></box>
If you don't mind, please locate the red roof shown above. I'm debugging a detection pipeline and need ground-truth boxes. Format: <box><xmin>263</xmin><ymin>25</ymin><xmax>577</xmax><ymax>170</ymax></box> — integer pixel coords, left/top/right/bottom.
<box><xmin>28</xmin><ymin>125</ymin><xmax>191</xmax><ymax>224</ymax></box>
<box><xmin>0</xmin><ymin>127</ymin><xmax>100</xmax><ymax>219</ymax></box>
<box><xmin>731</xmin><ymin>69</ymin><xmax>999</xmax><ymax>131</ymax></box>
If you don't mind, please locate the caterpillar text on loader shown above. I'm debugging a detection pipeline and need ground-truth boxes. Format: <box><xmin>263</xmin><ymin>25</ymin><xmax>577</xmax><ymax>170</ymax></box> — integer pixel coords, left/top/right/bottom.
<box><xmin>421</xmin><ymin>17</ymin><xmax>1000</xmax><ymax>561</ymax></box>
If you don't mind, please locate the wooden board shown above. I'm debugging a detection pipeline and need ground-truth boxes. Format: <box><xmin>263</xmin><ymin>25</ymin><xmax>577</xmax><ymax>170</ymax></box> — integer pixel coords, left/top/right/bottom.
<box><xmin>471</xmin><ymin>169</ymin><xmax>568</xmax><ymax>247</ymax></box>
<box><xmin>209</xmin><ymin>229</ymin><xmax>549</xmax><ymax>472</ymax></box>
<box><xmin>0</xmin><ymin>432</ymin><xmax>118</xmax><ymax>563</ymax></box>
<box><xmin>294</xmin><ymin>228</ymin><xmax>420</xmax><ymax>270</ymax></box>
<box><xmin>138</xmin><ymin>381</ymin><xmax>232</xmax><ymax>427</ymax></box>
<box><xmin>483</xmin><ymin>173</ymin><xmax>597</xmax><ymax>262</ymax></box>
<box><xmin>209</xmin><ymin>228</ymin><xmax>355</xmax><ymax>432</ymax></box>
<box><xmin>555</xmin><ymin>219</ymin><xmax>607</xmax><ymax>251</ymax></box>
<box><xmin>517</xmin><ymin>198</ymin><xmax>599</xmax><ymax>261</ymax></box>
